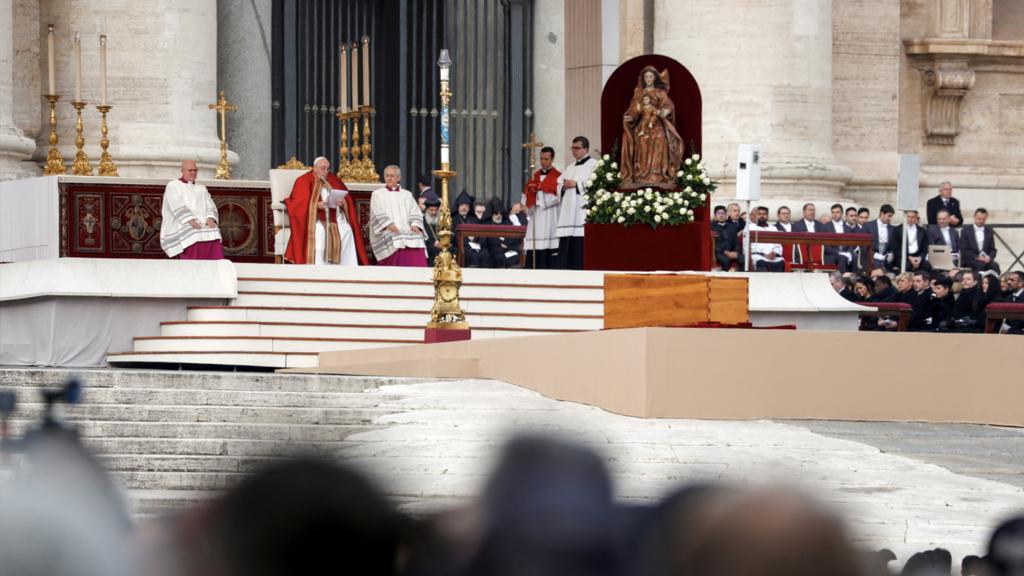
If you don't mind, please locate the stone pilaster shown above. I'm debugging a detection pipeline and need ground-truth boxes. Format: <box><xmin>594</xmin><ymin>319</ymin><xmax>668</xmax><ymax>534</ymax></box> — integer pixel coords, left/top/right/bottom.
<box><xmin>0</xmin><ymin>0</ymin><xmax>37</xmax><ymax>180</ymax></box>
<box><xmin>532</xmin><ymin>0</ymin><xmax>566</xmax><ymax>157</ymax></box>
<box><xmin>654</xmin><ymin>0</ymin><xmax>851</xmax><ymax>199</ymax></box>
<box><xmin>217</xmin><ymin>0</ymin><xmax>271</xmax><ymax>181</ymax></box>
<box><xmin>38</xmin><ymin>0</ymin><xmax>235</xmax><ymax>179</ymax></box>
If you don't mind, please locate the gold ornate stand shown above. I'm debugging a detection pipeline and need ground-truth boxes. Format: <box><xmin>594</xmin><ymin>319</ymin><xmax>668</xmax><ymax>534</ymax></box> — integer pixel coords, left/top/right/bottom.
<box><xmin>336</xmin><ymin>111</ymin><xmax>353</xmax><ymax>180</ymax></box>
<box><xmin>70</xmin><ymin>101</ymin><xmax>93</xmax><ymax>176</ymax></box>
<box><xmin>425</xmin><ymin>48</ymin><xmax>469</xmax><ymax>342</ymax></box>
<box><xmin>95</xmin><ymin>105</ymin><xmax>119</xmax><ymax>176</ymax></box>
<box><xmin>358</xmin><ymin>105</ymin><xmax>380</xmax><ymax>182</ymax></box>
<box><xmin>43</xmin><ymin>94</ymin><xmax>66</xmax><ymax>175</ymax></box>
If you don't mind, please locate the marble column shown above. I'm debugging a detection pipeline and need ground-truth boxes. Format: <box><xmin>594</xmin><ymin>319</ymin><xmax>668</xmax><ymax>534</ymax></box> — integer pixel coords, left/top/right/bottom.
<box><xmin>38</xmin><ymin>0</ymin><xmax>235</xmax><ymax>179</ymax></box>
<box><xmin>0</xmin><ymin>0</ymin><xmax>37</xmax><ymax>180</ymax></box>
<box><xmin>655</xmin><ymin>0</ymin><xmax>851</xmax><ymax>199</ymax></box>
<box><xmin>217</xmin><ymin>0</ymin><xmax>271</xmax><ymax>181</ymax></box>
<box><xmin>532</xmin><ymin>0</ymin><xmax>566</xmax><ymax>158</ymax></box>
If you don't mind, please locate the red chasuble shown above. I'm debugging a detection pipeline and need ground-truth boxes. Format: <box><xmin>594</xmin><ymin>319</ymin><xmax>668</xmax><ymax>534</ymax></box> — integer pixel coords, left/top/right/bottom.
<box><xmin>283</xmin><ymin>170</ymin><xmax>368</xmax><ymax>265</ymax></box>
<box><xmin>523</xmin><ymin>167</ymin><xmax>561</xmax><ymax>208</ymax></box>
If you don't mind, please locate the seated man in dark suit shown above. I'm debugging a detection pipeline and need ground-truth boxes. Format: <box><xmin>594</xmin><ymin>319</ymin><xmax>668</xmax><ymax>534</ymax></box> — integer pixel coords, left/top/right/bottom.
<box><xmin>907</xmin><ymin>270</ymin><xmax>935</xmax><ymax>331</ymax></box>
<box><xmin>897</xmin><ymin>210</ymin><xmax>931</xmax><ymax>272</ymax></box>
<box><xmin>711</xmin><ymin>205</ymin><xmax>741</xmax><ymax>271</ymax></box>
<box><xmin>927</xmin><ymin>276</ymin><xmax>956</xmax><ymax>331</ymax></box>
<box><xmin>926</xmin><ymin>208</ymin><xmax>960</xmax><ymax>264</ymax></box>
<box><xmin>999</xmin><ymin>271</ymin><xmax>1024</xmax><ymax>334</ymax></box>
<box><xmin>821</xmin><ymin>203</ymin><xmax>856</xmax><ymax>272</ymax></box>
<box><xmin>863</xmin><ymin>204</ymin><xmax>897</xmax><ymax>272</ymax></box>
<box><xmin>926</xmin><ymin>181</ymin><xmax>963</xmax><ymax>227</ymax></box>
<box><xmin>775</xmin><ymin>205</ymin><xmax>793</xmax><ymax>232</ymax></box>
<box><xmin>960</xmin><ymin>208</ymin><xmax>1001</xmax><ymax>274</ymax></box>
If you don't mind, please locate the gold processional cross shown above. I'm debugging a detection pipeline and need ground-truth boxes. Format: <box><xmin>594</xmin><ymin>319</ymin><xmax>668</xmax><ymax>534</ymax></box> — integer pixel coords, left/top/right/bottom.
<box><xmin>208</xmin><ymin>90</ymin><xmax>237</xmax><ymax>180</ymax></box>
<box><xmin>521</xmin><ymin>132</ymin><xmax>545</xmax><ymax>269</ymax></box>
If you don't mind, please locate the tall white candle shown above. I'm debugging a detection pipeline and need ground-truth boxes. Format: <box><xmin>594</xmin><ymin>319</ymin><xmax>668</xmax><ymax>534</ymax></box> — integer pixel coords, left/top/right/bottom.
<box><xmin>100</xmin><ymin>35</ymin><xmax>108</xmax><ymax>105</ymax></box>
<box><xmin>74</xmin><ymin>33</ymin><xmax>82</xmax><ymax>101</ymax></box>
<box><xmin>47</xmin><ymin>25</ymin><xmax>56</xmax><ymax>95</ymax></box>
<box><xmin>339</xmin><ymin>44</ymin><xmax>347</xmax><ymax>113</ymax></box>
<box><xmin>350</xmin><ymin>43</ymin><xmax>359</xmax><ymax>109</ymax></box>
<box><xmin>362</xmin><ymin>36</ymin><xmax>370</xmax><ymax>107</ymax></box>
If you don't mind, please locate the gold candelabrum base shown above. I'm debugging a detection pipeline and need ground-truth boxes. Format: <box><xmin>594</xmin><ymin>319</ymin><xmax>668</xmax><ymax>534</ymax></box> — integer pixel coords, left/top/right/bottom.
<box><xmin>70</xmin><ymin>101</ymin><xmax>94</xmax><ymax>176</ymax></box>
<box><xmin>43</xmin><ymin>94</ymin><xmax>66</xmax><ymax>175</ymax></box>
<box><xmin>335</xmin><ymin>107</ymin><xmax>379</xmax><ymax>183</ymax></box>
<box><xmin>427</xmin><ymin>167</ymin><xmax>469</xmax><ymax>330</ymax></box>
<box><xmin>95</xmin><ymin>105</ymin><xmax>119</xmax><ymax>177</ymax></box>
<box><xmin>214</xmin><ymin>138</ymin><xmax>231</xmax><ymax>180</ymax></box>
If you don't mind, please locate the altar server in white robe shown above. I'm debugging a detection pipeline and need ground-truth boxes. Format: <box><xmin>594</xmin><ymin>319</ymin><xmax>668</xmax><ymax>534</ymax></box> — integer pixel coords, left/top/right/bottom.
<box><xmin>160</xmin><ymin>160</ymin><xmax>224</xmax><ymax>260</ymax></box>
<box><xmin>521</xmin><ymin>146</ymin><xmax>561</xmax><ymax>269</ymax></box>
<box><xmin>368</xmin><ymin>165</ymin><xmax>428</xmax><ymax>267</ymax></box>
<box><xmin>556</xmin><ymin>136</ymin><xmax>598</xmax><ymax>269</ymax></box>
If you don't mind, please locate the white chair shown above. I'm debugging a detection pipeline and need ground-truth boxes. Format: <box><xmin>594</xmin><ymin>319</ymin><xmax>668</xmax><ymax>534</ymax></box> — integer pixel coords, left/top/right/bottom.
<box><xmin>269</xmin><ymin>168</ymin><xmax>309</xmax><ymax>263</ymax></box>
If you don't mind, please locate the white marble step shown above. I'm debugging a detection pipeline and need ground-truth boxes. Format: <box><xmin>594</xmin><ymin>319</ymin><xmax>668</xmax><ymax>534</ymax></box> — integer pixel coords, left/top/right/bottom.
<box><xmin>15</xmin><ymin>403</ymin><xmax>391</xmax><ymax>425</ymax></box>
<box><xmin>230</xmin><ymin>291</ymin><xmax>604</xmax><ymax>315</ymax></box>
<box><xmin>232</xmin><ymin>262</ymin><xmax>607</xmax><ymax>286</ymax></box>
<box><xmin>236</xmin><ymin>278</ymin><xmax>604</xmax><ymax>301</ymax></box>
<box><xmin>186</xmin><ymin>306</ymin><xmax>603</xmax><ymax>330</ymax></box>
<box><xmin>130</xmin><ymin>336</ymin><xmax>411</xmax><ymax>354</ymax></box>
<box><xmin>106</xmin><ymin>351</ymin><xmax>316</xmax><ymax>369</ymax></box>
<box><xmin>159</xmin><ymin>321</ymin><xmax>581</xmax><ymax>341</ymax></box>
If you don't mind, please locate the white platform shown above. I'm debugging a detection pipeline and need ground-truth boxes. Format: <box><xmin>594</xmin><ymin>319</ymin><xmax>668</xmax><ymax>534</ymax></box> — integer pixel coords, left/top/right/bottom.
<box><xmin>0</xmin><ymin>258</ymin><xmax>866</xmax><ymax>369</ymax></box>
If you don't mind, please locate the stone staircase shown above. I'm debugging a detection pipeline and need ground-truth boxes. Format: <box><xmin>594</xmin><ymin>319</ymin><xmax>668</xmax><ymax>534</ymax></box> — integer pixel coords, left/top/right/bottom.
<box><xmin>0</xmin><ymin>368</ymin><xmax>415</xmax><ymax>518</ymax></box>
<box><xmin>106</xmin><ymin>263</ymin><xmax>606</xmax><ymax>369</ymax></box>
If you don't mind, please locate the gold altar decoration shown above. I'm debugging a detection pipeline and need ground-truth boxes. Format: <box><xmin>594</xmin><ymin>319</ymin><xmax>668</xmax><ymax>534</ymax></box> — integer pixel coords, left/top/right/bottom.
<box><xmin>521</xmin><ymin>132</ymin><xmax>544</xmax><ymax>269</ymax></box>
<box><xmin>208</xmin><ymin>90</ymin><xmax>237</xmax><ymax>180</ymax></box>
<box><xmin>70</xmin><ymin>101</ymin><xmax>93</xmax><ymax>176</ymax></box>
<box><xmin>95</xmin><ymin>105</ymin><xmax>119</xmax><ymax>176</ymax></box>
<box><xmin>43</xmin><ymin>94</ymin><xmax>66</xmax><ymax>175</ymax></box>
<box><xmin>427</xmin><ymin>49</ymin><xmax>468</xmax><ymax>332</ymax></box>
<box><xmin>278</xmin><ymin>156</ymin><xmax>308</xmax><ymax>170</ymax></box>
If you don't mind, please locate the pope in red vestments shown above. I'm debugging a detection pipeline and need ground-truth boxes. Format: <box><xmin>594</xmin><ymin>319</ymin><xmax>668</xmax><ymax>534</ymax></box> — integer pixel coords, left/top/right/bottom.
<box><xmin>284</xmin><ymin>160</ymin><xmax>368</xmax><ymax>265</ymax></box>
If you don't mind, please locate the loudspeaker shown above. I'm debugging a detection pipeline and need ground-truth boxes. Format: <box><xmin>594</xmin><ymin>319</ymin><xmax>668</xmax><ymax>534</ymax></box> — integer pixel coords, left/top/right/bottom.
<box><xmin>735</xmin><ymin>144</ymin><xmax>761</xmax><ymax>201</ymax></box>
<box><xmin>897</xmin><ymin>154</ymin><xmax>920</xmax><ymax>212</ymax></box>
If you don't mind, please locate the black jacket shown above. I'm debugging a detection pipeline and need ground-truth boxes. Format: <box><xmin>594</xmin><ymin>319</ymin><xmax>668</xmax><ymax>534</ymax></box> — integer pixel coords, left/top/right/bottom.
<box><xmin>926</xmin><ymin>195</ymin><xmax>963</xmax><ymax>227</ymax></box>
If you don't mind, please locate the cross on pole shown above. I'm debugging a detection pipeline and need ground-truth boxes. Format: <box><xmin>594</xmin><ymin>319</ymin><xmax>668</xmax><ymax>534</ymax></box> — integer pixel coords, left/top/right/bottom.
<box><xmin>522</xmin><ymin>131</ymin><xmax>544</xmax><ymax>173</ymax></box>
<box><xmin>208</xmin><ymin>90</ymin><xmax>237</xmax><ymax>180</ymax></box>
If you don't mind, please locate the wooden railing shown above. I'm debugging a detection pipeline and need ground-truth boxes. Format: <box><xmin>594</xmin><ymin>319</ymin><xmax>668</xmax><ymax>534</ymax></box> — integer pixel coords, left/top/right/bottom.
<box><xmin>454</xmin><ymin>224</ymin><xmax>527</xmax><ymax>268</ymax></box>
<box><xmin>984</xmin><ymin>302</ymin><xmax>1024</xmax><ymax>334</ymax></box>
<box><xmin>745</xmin><ymin>230</ymin><xmax>875</xmax><ymax>273</ymax></box>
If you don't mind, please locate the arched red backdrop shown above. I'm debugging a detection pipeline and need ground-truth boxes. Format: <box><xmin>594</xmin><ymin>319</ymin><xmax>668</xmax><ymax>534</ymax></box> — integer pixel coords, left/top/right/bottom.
<box><xmin>586</xmin><ymin>54</ymin><xmax>710</xmax><ymax>271</ymax></box>
<box><xmin>600</xmin><ymin>54</ymin><xmax>702</xmax><ymax>166</ymax></box>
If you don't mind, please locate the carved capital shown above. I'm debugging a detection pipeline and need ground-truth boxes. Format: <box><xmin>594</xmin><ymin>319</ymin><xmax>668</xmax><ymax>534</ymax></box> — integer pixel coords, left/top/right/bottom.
<box><xmin>920</xmin><ymin>62</ymin><xmax>976</xmax><ymax>145</ymax></box>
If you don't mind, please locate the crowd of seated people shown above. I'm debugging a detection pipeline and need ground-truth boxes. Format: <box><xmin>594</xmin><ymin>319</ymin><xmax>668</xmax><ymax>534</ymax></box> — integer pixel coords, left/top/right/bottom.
<box><xmin>419</xmin><ymin>184</ymin><xmax>528</xmax><ymax>269</ymax></box>
<box><xmin>6</xmin><ymin>429</ymin><xmax>1024</xmax><ymax>576</ymax></box>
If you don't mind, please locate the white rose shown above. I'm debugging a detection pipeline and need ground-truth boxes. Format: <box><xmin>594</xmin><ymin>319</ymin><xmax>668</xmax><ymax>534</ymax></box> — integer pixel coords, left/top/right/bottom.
<box><xmin>627</xmin><ymin>207</ymin><xmax>636</xmax><ymax>215</ymax></box>
<box><xmin>611</xmin><ymin>162</ymin><xmax>618</xmax><ymax>169</ymax></box>
<box><xmin>603</xmin><ymin>173</ymin><xmax>612</xmax><ymax>182</ymax></box>
<box><xmin>686</xmin><ymin>174</ymin><xmax>693</xmax><ymax>181</ymax></box>
<box><xmin>687</xmin><ymin>209</ymin><xmax>693</xmax><ymax>215</ymax></box>
<box><xmin>676</xmin><ymin>170</ymin><xmax>684</xmax><ymax>178</ymax></box>
<box><xmin>685</xmin><ymin>186</ymin><xmax>693</xmax><ymax>193</ymax></box>
<box><xmin>703</xmin><ymin>178</ymin><xmax>711</xmax><ymax>185</ymax></box>
<box><xmin>685</xmin><ymin>158</ymin><xmax>692</xmax><ymax>166</ymax></box>
<box><xmin>691</xmin><ymin>153</ymin><xmax>700</xmax><ymax>161</ymax></box>
<box><xmin>683</xmin><ymin>199</ymin><xmax>689</xmax><ymax>206</ymax></box>
<box><xmin>699</xmin><ymin>193</ymin><xmax>707</xmax><ymax>201</ymax></box>
<box><xmin>603</xmin><ymin>154</ymin><xmax>610</xmax><ymax>161</ymax></box>
<box><xmin>654</xmin><ymin>215</ymin><xmax>662</xmax><ymax>223</ymax></box>
<box><xmin>618</xmin><ymin>216</ymin><xmax>625</xmax><ymax>223</ymax></box>
<box><xmin>644</xmin><ymin>205</ymin><xmax>651</xmax><ymax>212</ymax></box>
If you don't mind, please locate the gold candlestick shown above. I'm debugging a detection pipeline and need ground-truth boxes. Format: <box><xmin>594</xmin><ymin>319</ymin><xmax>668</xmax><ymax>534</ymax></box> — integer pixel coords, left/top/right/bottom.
<box><xmin>70</xmin><ymin>101</ymin><xmax>93</xmax><ymax>176</ymax></box>
<box><xmin>43</xmin><ymin>94</ymin><xmax>66</xmax><ymax>175</ymax></box>
<box><xmin>208</xmin><ymin>90</ymin><xmax>237</xmax><ymax>180</ymax></box>
<box><xmin>350</xmin><ymin>114</ymin><xmax>363</xmax><ymax>179</ymax></box>
<box><xmin>336</xmin><ymin>111</ymin><xmax>351</xmax><ymax>179</ymax></box>
<box><xmin>359</xmin><ymin>105</ymin><xmax>380</xmax><ymax>182</ymax></box>
<box><xmin>95</xmin><ymin>105</ymin><xmax>119</xmax><ymax>176</ymax></box>
<box><xmin>426</xmin><ymin>48</ymin><xmax>469</xmax><ymax>339</ymax></box>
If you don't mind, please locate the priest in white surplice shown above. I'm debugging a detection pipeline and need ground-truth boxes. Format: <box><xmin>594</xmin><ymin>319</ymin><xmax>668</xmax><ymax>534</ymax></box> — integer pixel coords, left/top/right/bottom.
<box><xmin>521</xmin><ymin>146</ymin><xmax>561</xmax><ymax>269</ymax></box>
<box><xmin>368</xmin><ymin>165</ymin><xmax>428</xmax><ymax>267</ymax></box>
<box><xmin>160</xmin><ymin>160</ymin><xmax>224</xmax><ymax>259</ymax></box>
<box><xmin>555</xmin><ymin>136</ymin><xmax>598</xmax><ymax>269</ymax></box>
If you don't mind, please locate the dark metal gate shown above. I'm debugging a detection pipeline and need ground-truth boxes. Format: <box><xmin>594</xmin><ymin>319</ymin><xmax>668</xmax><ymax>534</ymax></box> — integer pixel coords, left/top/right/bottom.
<box><xmin>272</xmin><ymin>0</ymin><xmax>533</xmax><ymax>205</ymax></box>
